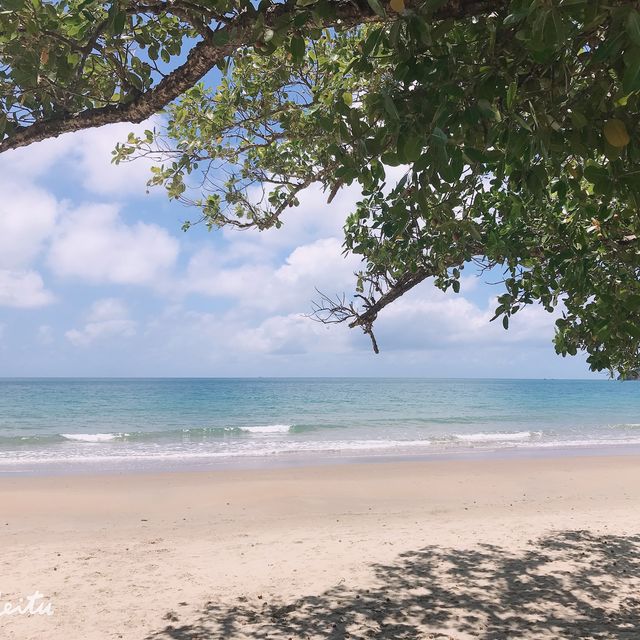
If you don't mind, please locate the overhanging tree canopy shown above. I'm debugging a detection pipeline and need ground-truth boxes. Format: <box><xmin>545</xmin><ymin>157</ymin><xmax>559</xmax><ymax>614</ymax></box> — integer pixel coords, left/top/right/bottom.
<box><xmin>3</xmin><ymin>0</ymin><xmax>640</xmax><ymax>375</ymax></box>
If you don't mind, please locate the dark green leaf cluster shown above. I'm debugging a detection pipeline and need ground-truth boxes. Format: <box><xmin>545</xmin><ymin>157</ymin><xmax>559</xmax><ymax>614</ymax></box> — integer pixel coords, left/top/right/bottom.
<box><xmin>0</xmin><ymin>0</ymin><xmax>202</xmax><ymax>135</ymax></box>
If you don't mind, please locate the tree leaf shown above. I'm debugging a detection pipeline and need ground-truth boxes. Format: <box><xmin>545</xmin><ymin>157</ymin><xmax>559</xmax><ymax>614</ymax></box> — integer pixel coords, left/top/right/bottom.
<box><xmin>366</xmin><ymin>0</ymin><xmax>386</xmax><ymax>18</ymax></box>
<box><xmin>211</xmin><ymin>29</ymin><xmax>229</xmax><ymax>46</ymax></box>
<box><xmin>290</xmin><ymin>35</ymin><xmax>305</xmax><ymax>62</ymax></box>
<box><xmin>383</xmin><ymin>94</ymin><xmax>399</xmax><ymax>119</ymax></box>
<box><xmin>389</xmin><ymin>0</ymin><xmax>404</xmax><ymax>13</ymax></box>
<box><xmin>113</xmin><ymin>11</ymin><xmax>126</xmax><ymax>35</ymax></box>
<box><xmin>627</xmin><ymin>9</ymin><xmax>640</xmax><ymax>47</ymax></box>
<box><xmin>623</xmin><ymin>52</ymin><xmax>640</xmax><ymax>93</ymax></box>
<box><xmin>506</xmin><ymin>81</ymin><xmax>517</xmax><ymax>109</ymax></box>
<box><xmin>402</xmin><ymin>134</ymin><xmax>423</xmax><ymax>162</ymax></box>
<box><xmin>431</xmin><ymin>127</ymin><xmax>447</xmax><ymax>146</ymax></box>
<box><xmin>362</xmin><ymin>28</ymin><xmax>382</xmax><ymax>55</ymax></box>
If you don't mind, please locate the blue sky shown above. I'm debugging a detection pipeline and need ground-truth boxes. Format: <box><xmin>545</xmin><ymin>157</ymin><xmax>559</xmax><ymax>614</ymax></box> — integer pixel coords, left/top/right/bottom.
<box><xmin>0</xmin><ymin>119</ymin><xmax>599</xmax><ymax>378</ymax></box>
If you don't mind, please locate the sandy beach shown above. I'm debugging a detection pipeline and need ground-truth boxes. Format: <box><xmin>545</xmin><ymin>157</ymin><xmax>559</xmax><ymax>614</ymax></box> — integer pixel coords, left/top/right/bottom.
<box><xmin>1</xmin><ymin>454</ymin><xmax>639</xmax><ymax>639</ymax></box>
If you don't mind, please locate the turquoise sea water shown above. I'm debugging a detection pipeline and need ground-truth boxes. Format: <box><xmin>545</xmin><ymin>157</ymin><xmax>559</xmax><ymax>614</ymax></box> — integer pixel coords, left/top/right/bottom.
<box><xmin>1</xmin><ymin>378</ymin><xmax>640</xmax><ymax>472</ymax></box>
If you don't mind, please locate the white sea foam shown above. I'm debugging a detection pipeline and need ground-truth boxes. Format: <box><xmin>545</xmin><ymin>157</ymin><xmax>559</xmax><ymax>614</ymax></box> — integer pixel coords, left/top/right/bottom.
<box><xmin>0</xmin><ymin>438</ymin><xmax>434</xmax><ymax>465</ymax></box>
<box><xmin>454</xmin><ymin>431</ymin><xmax>539</xmax><ymax>443</ymax></box>
<box><xmin>61</xmin><ymin>433</ymin><xmax>126</xmax><ymax>443</ymax></box>
<box><xmin>237</xmin><ymin>424</ymin><xmax>292</xmax><ymax>434</ymax></box>
<box><xmin>5</xmin><ymin>434</ymin><xmax>640</xmax><ymax>469</ymax></box>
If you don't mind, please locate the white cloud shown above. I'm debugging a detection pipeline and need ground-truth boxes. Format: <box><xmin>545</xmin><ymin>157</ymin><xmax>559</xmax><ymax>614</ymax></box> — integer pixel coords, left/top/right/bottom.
<box><xmin>0</xmin><ymin>120</ymin><xmax>159</xmax><ymax>197</ymax></box>
<box><xmin>66</xmin><ymin>298</ymin><xmax>136</xmax><ymax>347</ymax></box>
<box><xmin>48</xmin><ymin>203</ymin><xmax>179</xmax><ymax>285</ymax></box>
<box><xmin>0</xmin><ymin>270</ymin><xmax>55</xmax><ymax>308</ymax></box>
<box><xmin>222</xmin><ymin>182</ymin><xmax>355</xmax><ymax>251</ymax></box>
<box><xmin>0</xmin><ymin>135</ymin><xmax>75</xmax><ymax>180</ymax></box>
<box><xmin>0</xmin><ymin>180</ymin><xmax>58</xmax><ymax>269</ymax></box>
<box><xmin>71</xmin><ymin>121</ymin><xmax>159</xmax><ymax>197</ymax></box>
<box><xmin>236</xmin><ymin>313</ymin><xmax>352</xmax><ymax>355</ymax></box>
<box><xmin>372</xmin><ymin>284</ymin><xmax>557</xmax><ymax>352</ymax></box>
<box><xmin>138</xmin><ymin>304</ymin><xmax>357</xmax><ymax>373</ymax></box>
<box><xmin>183</xmin><ymin>237</ymin><xmax>361</xmax><ymax>313</ymax></box>
<box><xmin>218</xmin><ymin>166</ymin><xmax>410</xmax><ymax>255</ymax></box>
<box><xmin>277</xmin><ymin>238</ymin><xmax>352</xmax><ymax>283</ymax></box>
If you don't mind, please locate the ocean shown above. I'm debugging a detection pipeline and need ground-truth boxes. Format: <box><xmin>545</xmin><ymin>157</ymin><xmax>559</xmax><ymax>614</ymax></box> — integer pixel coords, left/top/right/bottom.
<box><xmin>1</xmin><ymin>378</ymin><xmax>640</xmax><ymax>473</ymax></box>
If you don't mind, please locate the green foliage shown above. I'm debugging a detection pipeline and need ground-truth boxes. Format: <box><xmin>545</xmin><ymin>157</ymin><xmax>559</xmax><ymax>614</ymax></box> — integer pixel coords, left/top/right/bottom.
<box><xmin>6</xmin><ymin>0</ymin><xmax>640</xmax><ymax>375</ymax></box>
<box><xmin>0</xmin><ymin>0</ymin><xmax>196</xmax><ymax>132</ymax></box>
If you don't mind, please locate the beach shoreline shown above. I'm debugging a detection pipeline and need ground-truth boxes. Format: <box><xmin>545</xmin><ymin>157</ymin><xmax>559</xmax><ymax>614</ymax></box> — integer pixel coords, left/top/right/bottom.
<box><xmin>2</xmin><ymin>439</ymin><xmax>640</xmax><ymax>477</ymax></box>
<box><xmin>1</xmin><ymin>453</ymin><xmax>639</xmax><ymax>639</ymax></box>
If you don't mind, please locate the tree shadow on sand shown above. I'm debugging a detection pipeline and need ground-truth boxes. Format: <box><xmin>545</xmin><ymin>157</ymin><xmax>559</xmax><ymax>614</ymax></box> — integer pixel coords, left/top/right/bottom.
<box><xmin>146</xmin><ymin>530</ymin><xmax>640</xmax><ymax>639</ymax></box>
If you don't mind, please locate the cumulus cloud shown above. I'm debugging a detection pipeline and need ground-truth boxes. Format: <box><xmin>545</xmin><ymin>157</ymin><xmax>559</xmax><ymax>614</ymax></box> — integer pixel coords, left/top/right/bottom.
<box><xmin>183</xmin><ymin>237</ymin><xmax>361</xmax><ymax>313</ymax></box>
<box><xmin>48</xmin><ymin>203</ymin><xmax>179</xmax><ymax>285</ymax></box>
<box><xmin>0</xmin><ymin>180</ymin><xmax>59</xmax><ymax>309</ymax></box>
<box><xmin>218</xmin><ymin>166</ymin><xmax>410</xmax><ymax>255</ymax></box>
<box><xmin>70</xmin><ymin>121</ymin><xmax>159</xmax><ymax>197</ymax></box>
<box><xmin>0</xmin><ymin>120</ymin><xmax>159</xmax><ymax>197</ymax></box>
<box><xmin>372</xmin><ymin>283</ymin><xmax>557</xmax><ymax>352</ymax></box>
<box><xmin>137</xmin><ymin>303</ymin><xmax>358</xmax><ymax>376</ymax></box>
<box><xmin>0</xmin><ymin>270</ymin><xmax>55</xmax><ymax>308</ymax></box>
<box><xmin>220</xmin><ymin>182</ymin><xmax>358</xmax><ymax>252</ymax></box>
<box><xmin>0</xmin><ymin>180</ymin><xmax>58</xmax><ymax>269</ymax></box>
<box><xmin>66</xmin><ymin>298</ymin><xmax>136</xmax><ymax>347</ymax></box>
<box><xmin>235</xmin><ymin>313</ymin><xmax>352</xmax><ymax>355</ymax></box>
<box><xmin>0</xmin><ymin>135</ymin><xmax>75</xmax><ymax>180</ymax></box>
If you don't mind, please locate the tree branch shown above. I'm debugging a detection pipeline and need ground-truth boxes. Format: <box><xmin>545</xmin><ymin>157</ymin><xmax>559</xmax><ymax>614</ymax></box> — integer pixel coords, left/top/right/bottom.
<box><xmin>0</xmin><ymin>0</ymin><xmax>505</xmax><ymax>153</ymax></box>
<box><xmin>347</xmin><ymin>267</ymin><xmax>430</xmax><ymax>330</ymax></box>
<box><xmin>310</xmin><ymin>266</ymin><xmax>431</xmax><ymax>354</ymax></box>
